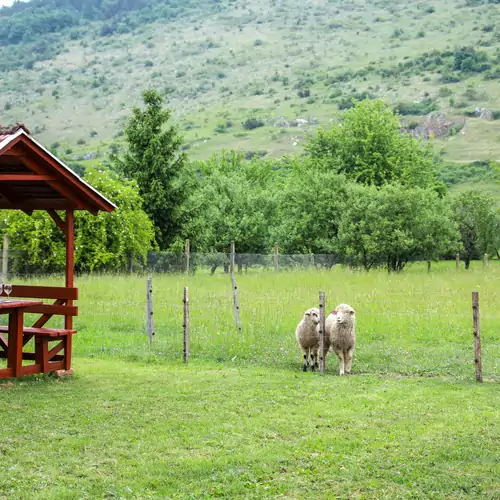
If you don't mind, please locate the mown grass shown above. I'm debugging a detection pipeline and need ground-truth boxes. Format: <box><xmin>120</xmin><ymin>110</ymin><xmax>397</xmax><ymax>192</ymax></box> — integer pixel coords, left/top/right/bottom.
<box><xmin>1</xmin><ymin>263</ymin><xmax>500</xmax><ymax>498</ymax></box>
<box><xmin>1</xmin><ymin>360</ymin><xmax>499</xmax><ymax>498</ymax></box>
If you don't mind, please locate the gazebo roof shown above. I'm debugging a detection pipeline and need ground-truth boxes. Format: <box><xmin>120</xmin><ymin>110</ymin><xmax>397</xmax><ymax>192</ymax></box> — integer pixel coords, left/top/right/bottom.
<box><xmin>0</xmin><ymin>124</ymin><xmax>116</xmax><ymax>214</ymax></box>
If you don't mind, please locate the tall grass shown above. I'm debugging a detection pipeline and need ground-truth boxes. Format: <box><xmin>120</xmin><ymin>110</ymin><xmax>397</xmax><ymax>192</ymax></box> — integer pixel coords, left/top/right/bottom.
<box><xmin>16</xmin><ymin>261</ymin><xmax>497</xmax><ymax>380</ymax></box>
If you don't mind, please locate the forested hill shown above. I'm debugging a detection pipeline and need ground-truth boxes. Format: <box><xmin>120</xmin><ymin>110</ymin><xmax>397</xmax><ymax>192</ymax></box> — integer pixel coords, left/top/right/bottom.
<box><xmin>0</xmin><ymin>0</ymin><xmax>222</xmax><ymax>50</ymax></box>
<box><xmin>1</xmin><ymin>0</ymin><xmax>500</xmax><ymax>174</ymax></box>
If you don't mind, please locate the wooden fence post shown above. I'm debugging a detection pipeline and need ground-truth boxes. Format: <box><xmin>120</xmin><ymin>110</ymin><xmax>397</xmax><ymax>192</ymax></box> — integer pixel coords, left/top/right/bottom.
<box><xmin>146</xmin><ymin>276</ymin><xmax>154</xmax><ymax>344</ymax></box>
<box><xmin>2</xmin><ymin>234</ymin><xmax>9</xmax><ymax>283</ymax></box>
<box><xmin>456</xmin><ymin>253</ymin><xmax>460</xmax><ymax>270</ymax></box>
<box><xmin>274</xmin><ymin>243</ymin><xmax>279</xmax><ymax>272</ymax></box>
<box><xmin>319</xmin><ymin>291</ymin><xmax>326</xmax><ymax>373</ymax></box>
<box><xmin>427</xmin><ymin>260</ymin><xmax>431</xmax><ymax>273</ymax></box>
<box><xmin>184</xmin><ymin>239</ymin><xmax>190</xmax><ymax>274</ymax></box>
<box><xmin>483</xmin><ymin>253</ymin><xmax>488</xmax><ymax>268</ymax></box>
<box><xmin>230</xmin><ymin>241</ymin><xmax>235</xmax><ymax>275</ymax></box>
<box><xmin>472</xmin><ymin>291</ymin><xmax>482</xmax><ymax>383</ymax></box>
<box><xmin>229</xmin><ymin>243</ymin><xmax>241</xmax><ymax>332</ymax></box>
<box><xmin>183</xmin><ymin>287</ymin><xmax>190</xmax><ymax>363</ymax></box>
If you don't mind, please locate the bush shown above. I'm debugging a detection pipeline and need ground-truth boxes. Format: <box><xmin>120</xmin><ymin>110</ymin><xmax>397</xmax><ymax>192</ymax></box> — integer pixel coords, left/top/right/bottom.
<box><xmin>338</xmin><ymin>92</ymin><xmax>373</xmax><ymax>110</ymax></box>
<box><xmin>242</xmin><ymin>118</ymin><xmax>264</xmax><ymax>130</ymax></box>
<box><xmin>394</xmin><ymin>99</ymin><xmax>439</xmax><ymax>116</ymax></box>
<box><xmin>492</xmin><ymin>110</ymin><xmax>500</xmax><ymax>120</ymax></box>
<box><xmin>297</xmin><ymin>88</ymin><xmax>310</xmax><ymax>98</ymax></box>
<box><xmin>440</xmin><ymin>73</ymin><xmax>461</xmax><ymax>83</ymax></box>
<box><xmin>438</xmin><ymin>87</ymin><xmax>453</xmax><ymax>97</ymax></box>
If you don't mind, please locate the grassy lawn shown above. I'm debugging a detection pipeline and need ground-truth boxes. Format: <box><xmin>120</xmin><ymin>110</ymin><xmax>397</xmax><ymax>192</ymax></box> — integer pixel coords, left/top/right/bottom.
<box><xmin>1</xmin><ymin>264</ymin><xmax>500</xmax><ymax>498</ymax></box>
<box><xmin>1</xmin><ymin>359</ymin><xmax>499</xmax><ymax>499</ymax></box>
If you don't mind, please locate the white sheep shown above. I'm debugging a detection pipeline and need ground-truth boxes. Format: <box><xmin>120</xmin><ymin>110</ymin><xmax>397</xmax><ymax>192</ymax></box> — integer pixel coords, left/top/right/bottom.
<box><xmin>295</xmin><ymin>307</ymin><xmax>330</xmax><ymax>372</ymax></box>
<box><xmin>325</xmin><ymin>303</ymin><xmax>356</xmax><ymax>376</ymax></box>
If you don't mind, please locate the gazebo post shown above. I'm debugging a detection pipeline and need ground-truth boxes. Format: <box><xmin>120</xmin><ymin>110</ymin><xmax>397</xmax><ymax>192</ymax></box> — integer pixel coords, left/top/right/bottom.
<box><xmin>64</xmin><ymin>210</ymin><xmax>74</xmax><ymax>370</ymax></box>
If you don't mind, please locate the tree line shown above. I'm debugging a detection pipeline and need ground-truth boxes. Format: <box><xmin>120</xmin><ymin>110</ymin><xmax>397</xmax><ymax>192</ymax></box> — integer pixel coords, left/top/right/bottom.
<box><xmin>3</xmin><ymin>92</ymin><xmax>500</xmax><ymax>274</ymax></box>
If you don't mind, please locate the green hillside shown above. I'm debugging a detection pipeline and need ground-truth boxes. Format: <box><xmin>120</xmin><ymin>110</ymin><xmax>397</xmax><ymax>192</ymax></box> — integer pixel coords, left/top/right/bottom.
<box><xmin>1</xmin><ymin>0</ymin><xmax>500</xmax><ymax>173</ymax></box>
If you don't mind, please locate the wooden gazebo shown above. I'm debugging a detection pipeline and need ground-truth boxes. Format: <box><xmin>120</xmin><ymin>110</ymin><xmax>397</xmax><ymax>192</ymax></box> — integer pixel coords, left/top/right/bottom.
<box><xmin>0</xmin><ymin>123</ymin><xmax>116</xmax><ymax>378</ymax></box>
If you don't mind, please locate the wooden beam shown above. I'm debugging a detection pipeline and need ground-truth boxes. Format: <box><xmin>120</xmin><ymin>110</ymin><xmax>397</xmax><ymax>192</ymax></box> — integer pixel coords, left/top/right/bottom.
<box><xmin>65</xmin><ymin>210</ymin><xmax>75</xmax><ymax>347</ymax></box>
<box><xmin>66</xmin><ymin>210</ymin><xmax>75</xmax><ymax>289</ymax></box>
<box><xmin>0</xmin><ymin>200</ymin><xmax>74</xmax><ymax>210</ymax></box>
<box><xmin>47</xmin><ymin>209</ymin><xmax>67</xmax><ymax>235</ymax></box>
<box><xmin>17</xmin><ymin>152</ymin><xmax>86</xmax><ymax>209</ymax></box>
<box><xmin>0</xmin><ymin>185</ymin><xmax>34</xmax><ymax>215</ymax></box>
<box><xmin>17</xmin><ymin>140</ymin><xmax>113</xmax><ymax>212</ymax></box>
<box><xmin>0</xmin><ymin>174</ymin><xmax>56</xmax><ymax>181</ymax></box>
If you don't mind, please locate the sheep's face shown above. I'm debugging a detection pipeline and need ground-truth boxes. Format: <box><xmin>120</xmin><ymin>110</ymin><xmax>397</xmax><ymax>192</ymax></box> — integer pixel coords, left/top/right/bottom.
<box><xmin>304</xmin><ymin>307</ymin><xmax>320</xmax><ymax>325</ymax></box>
<box><xmin>331</xmin><ymin>304</ymin><xmax>355</xmax><ymax>325</ymax></box>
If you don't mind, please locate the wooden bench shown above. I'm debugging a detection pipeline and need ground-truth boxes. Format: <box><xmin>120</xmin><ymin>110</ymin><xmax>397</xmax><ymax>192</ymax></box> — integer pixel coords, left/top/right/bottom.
<box><xmin>0</xmin><ymin>285</ymin><xmax>78</xmax><ymax>374</ymax></box>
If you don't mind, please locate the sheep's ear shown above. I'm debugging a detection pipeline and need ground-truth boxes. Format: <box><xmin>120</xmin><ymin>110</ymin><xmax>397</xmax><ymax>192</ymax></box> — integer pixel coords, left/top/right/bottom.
<box><xmin>350</xmin><ymin>309</ymin><xmax>355</xmax><ymax>315</ymax></box>
<box><xmin>305</xmin><ymin>312</ymin><xmax>311</xmax><ymax>316</ymax></box>
<box><xmin>331</xmin><ymin>309</ymin><xmax>337</xmax><ymax>315</ymax></box>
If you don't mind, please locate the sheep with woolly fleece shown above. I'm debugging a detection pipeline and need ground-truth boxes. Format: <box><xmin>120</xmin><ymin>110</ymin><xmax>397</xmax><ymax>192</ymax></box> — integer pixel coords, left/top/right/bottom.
<box><xmin>295</xmin><ymin>307</ymin><xmax>330</xmax><ymax>372</ymax></box>
<box><xmin>325</xmin><ymin>303</ymin><xmax>356</xmax><ymax>376</ymax></box>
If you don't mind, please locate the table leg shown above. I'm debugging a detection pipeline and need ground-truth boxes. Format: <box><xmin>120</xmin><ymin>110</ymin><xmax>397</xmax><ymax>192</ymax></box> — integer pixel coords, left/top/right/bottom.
<box><xmin>7</xmin><ymin>308</ymin><xmax>23</xmax><ymax>377</ymax></box>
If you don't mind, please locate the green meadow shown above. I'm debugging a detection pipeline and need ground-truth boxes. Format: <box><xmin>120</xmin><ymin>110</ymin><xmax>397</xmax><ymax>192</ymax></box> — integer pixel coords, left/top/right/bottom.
<box><xmin>1</xmin><ymin>263</ymin><xmax>500</xmax><ymax>498</ymax></box>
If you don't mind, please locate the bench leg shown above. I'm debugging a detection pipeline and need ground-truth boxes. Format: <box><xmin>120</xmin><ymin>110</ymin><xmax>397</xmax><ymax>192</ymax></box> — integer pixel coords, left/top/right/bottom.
<box><xmin>64</xmin><ymin>334</ymin><xmax>73</xmax><ymax>371</ymax></box>
<box><xmin>37</xmin><ymin>338</ymin><xmax>50</xmax><ymax>373</ymax></box>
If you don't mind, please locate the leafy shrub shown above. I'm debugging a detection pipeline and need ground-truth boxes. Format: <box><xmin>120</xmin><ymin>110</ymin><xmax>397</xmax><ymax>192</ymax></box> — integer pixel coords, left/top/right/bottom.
<box><xmin>244</xmin><ymin>150</ymin><xmax>267</xmax><ymax>160</ymax></box>
<box><xmin>438</xmin><ymin>87</ymin><xmax>453</xmax><ymax>97</ymax></box>
<box><xmin>338</xmin><ymin>92</ymin><xmax>373</xmax><ymax>110</ymax></box>
<box><xmin>440</xmin><ymin>73</ymin><xmax>461</xmax><ymax>83</ymax></box>
<box><xmin>492</xmin><ymin>110</ymin><xmax>500</xmax><ymax>120</ymax></box>
<box><xmin>242</xmin><ymin>118</ymin><xmax>264</xmax><ymax>130</ymax></box>
<box><xmin>394</xmin><ymin>99</ymin><xmax>439</xmax><ymax>116</ymax></box>
<box><xmin>297</xmin><ymin>88</ymin><xmax>310</xmax><ymax>98</ymax></box>
<box><xmin>453</xmin><ymin>47</ymin><xmax>490</xmax><ymax>73</ymax></box>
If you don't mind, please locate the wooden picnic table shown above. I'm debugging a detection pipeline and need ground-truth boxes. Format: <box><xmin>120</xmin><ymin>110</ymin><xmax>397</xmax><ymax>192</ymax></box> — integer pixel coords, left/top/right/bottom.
<box><xmin>0</xmin><ymin>299</ymin><xmax>43</xmax><ymax>379</ymax></box>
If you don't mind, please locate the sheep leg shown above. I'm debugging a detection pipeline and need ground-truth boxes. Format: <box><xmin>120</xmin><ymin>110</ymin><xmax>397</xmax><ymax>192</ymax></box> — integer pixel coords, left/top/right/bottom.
<box><xmin>345</xmin><ymin>348</ymin><xmax>354</xmax><ymax>375</ymax></box>
<box><xmin>310</xmin><ymin>351</ymin><xmax>316</xmax><ymax>372</ymax></box>
<box><xmin>335</xmin><ymin>349</ymin><xmax>345</xmax><ymax>376</ymax></box>
<box><xmin>302</xmin><ymin>351</ymin><xmax>308</xmax><ymax>372</ymax></box>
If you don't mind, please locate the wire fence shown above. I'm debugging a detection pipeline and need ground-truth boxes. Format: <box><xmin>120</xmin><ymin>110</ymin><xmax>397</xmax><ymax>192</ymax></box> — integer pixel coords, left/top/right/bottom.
<box><xmin>70</xmin><ymin>271</ymin><xmax>500</xmax><ymax>381</ymax></box>
<box><xmin>1</xmin><ymin>250</ymin><xmax>499</xmax><ymax>381</ymax></box>
<box><xmin>2</xmin><ymin>249</ymin><xmax>493</xmax><ymax>279</ymax></box>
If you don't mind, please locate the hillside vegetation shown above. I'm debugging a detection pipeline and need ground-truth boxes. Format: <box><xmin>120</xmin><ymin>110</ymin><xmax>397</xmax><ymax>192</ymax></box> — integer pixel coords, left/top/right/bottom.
<box><xmin>1</xmin><ymin>0</ymin><xmax>500</xmax><ymax>168</ymax></box>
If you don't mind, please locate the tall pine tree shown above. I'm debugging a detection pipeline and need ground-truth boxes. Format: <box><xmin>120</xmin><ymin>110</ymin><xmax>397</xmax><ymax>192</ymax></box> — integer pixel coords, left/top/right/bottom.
<box><xmin>113</xmin><ymin>89</ymin><xmax>187</xmax><ymax>249</ymax></box>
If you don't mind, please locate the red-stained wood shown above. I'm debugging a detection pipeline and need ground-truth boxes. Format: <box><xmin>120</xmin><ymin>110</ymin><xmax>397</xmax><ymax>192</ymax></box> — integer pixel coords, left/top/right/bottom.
<box><xmin>0</xmin><ymin>367</ymin><xmax>13</xmax><ymax>378</ymax></box>
<box><xmin>10</xmin><ymin>285</ymin><xmax>78</xmax><ymax>300</ymax></box>
<box><xmin>0</xmin><ymin>326</ymin><xmax>76</xmax><ymax>337</ymax></box>
<box><xmin>65</xmin><ymin>210</ymin><xmax>75</xmax><ymax>332</ymax></box>
<box><xmin>8</xmin><ymin>308</ymin><xmax>23</xmax><ymax>377</ymax></box>
<box><xmin>23</xmin><ymin>303</ymin><xmax>78</xmax><ymax>316</ymax></box>
<box><xmin>20</xmin><ymin>364</ymin><xmax>42</xmax><ymax>376</ymax></box>
<box><xmin>0</xmin><ymin>128</ymin><xmax>118</xmax><ymax>378</ymax></box>
<box><xmin>0</xmin><ymin>332</ymin><xmax>7</xmax><ymax>351</ymax></box>
<box><xmin>47</xmin><ymin>209</ymin><xmax>67</xmax><ymax>235</ymax></box>
<box><xmin>48</xmin><ymin>341</ymin><xmax>65</xmax><ymax>359</ymax></box>
<box><xmin>11</xmin><ymin>140</ymin><xmax>114</xmax><ymax>213</ymax></box>
<box><xmin>0</xmin><ymin>174</ymin><xmax>56</xmax><ymax>181</ymax></box>
<box><xmin>0</xmin><ymin>299</ymin><xmax>43</xmax><ymax>310</ymax></box>
<box><xmin>64</xmin><ymin>335</ymin><xmax>72</xmax><ymax>371</ymax></box>
<box><xmin>0</xmin><ymin>199</ymin><xmax>74</xmax><ymax>210</ymax></box>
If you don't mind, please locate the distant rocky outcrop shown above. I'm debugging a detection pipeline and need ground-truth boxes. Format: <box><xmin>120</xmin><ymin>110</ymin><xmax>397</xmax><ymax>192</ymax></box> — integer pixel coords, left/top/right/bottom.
<box><xmin>274</xmin><ymin>116</ymin><xmax>318</xmax><ymax>128</ymax></box>
<box><xmin>401</xmin><ymin>112</ymin><xmax>465</xmax><ymax>139</ymax></box>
